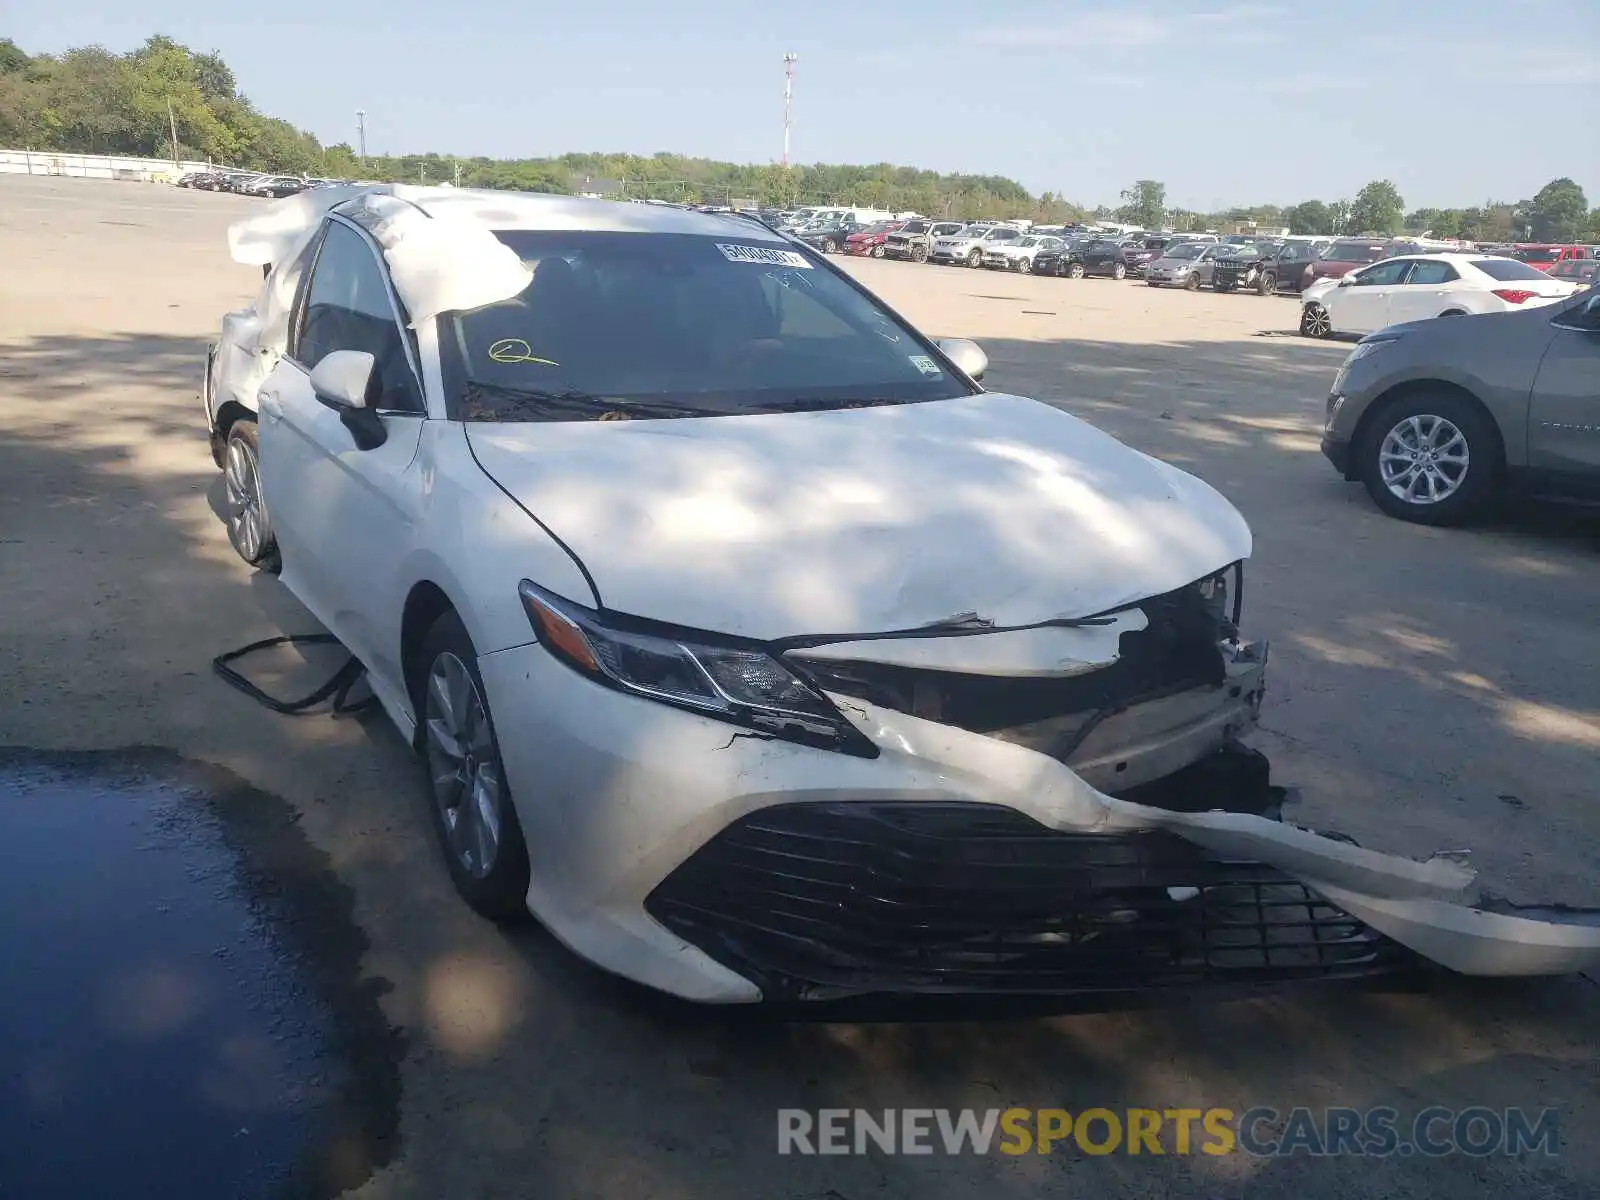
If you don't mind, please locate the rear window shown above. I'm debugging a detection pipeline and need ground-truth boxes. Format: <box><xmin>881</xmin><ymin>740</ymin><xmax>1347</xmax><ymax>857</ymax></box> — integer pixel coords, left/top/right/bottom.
<box><xmin>1511</xmin><ymin>246</ymin><xmax>1561</xmax><ymax>264</ymax></box>
<box><xmin>1323</xmin><ymin>242</ymin><xmax>1390</xmax><ymax>264</ymax></box>
<box><xmin>1471</xmin><ymin>258</ymin><xmax>1555</xmax><ymax>282</ymax></box>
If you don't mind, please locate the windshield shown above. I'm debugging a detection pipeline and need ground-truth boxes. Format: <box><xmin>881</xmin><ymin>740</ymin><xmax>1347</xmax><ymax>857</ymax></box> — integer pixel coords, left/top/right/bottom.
<box><xmin>1323</xmin><ymin>242</ymin><xmax>1390</xmax><ymax>264</ymax></box>
<box><xmin>443</xmin><ymin>231</ymin><xmax>970</xmax><ymax>422</ymax></box>
<box><xmin>1511</xmin><ymin>246</ymin><xmax>1561</xmax><ymax>264</ymax></box>
<box><xmin>1165</xmin><ymin>243</ymin><xmax>1204</xmax><ymax>260</ymax></box>
<box><xmin>1471</xmin><ymin>258</ymin><xmax>1556</xmax><ymax>282</ymax></box>
<box><xmin>900</xmin><ymin>221</ymin><xmax>929</xmax><ymax>234</ymax></box>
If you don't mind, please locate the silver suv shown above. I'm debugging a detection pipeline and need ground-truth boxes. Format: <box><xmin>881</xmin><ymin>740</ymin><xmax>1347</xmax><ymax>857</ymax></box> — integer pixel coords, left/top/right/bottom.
<box><xmin>883</xmin><ymin>220</ymin><xmax>966</xmax><ymax>263</ymax></box>
<box><xmin>929</xmin><ymin>224</ymin><xmax>1023</xmax><ymax>267</ymax></box>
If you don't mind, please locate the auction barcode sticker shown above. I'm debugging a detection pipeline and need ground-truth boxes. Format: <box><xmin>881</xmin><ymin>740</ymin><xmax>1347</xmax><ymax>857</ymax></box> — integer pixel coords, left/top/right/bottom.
<box><xmin>716</xmin><ymin>243</ymin><xmax>813</xmax><ymax>268</ymax></box>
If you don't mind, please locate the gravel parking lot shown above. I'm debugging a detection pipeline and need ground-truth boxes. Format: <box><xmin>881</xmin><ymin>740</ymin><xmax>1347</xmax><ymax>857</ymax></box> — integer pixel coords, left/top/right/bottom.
<box><xmin>2</xmin><ymin>174</ymin><xmax>1597</xmax><ymax>1200</ymax></box>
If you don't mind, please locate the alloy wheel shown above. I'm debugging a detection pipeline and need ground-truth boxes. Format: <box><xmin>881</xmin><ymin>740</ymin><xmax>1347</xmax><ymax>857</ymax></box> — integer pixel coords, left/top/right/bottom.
<box><xmin>224</xmin><ymin>434</ymin><xmax>265</xmax><ymax>562</ymax></box>
<box><xmin>424</xmin><ymin>651</ymin><xmax>506</xmax><ymax>880</ymax></box>
<box><xmin>1302</xmin><ymin>303</ymin><xmax>1332</xmax><ymax>337</ymax></box>
<box><xmin>1378</xmin><ymin>414</ymin><xmax>1470</xmax><ymax>506</ymax></box>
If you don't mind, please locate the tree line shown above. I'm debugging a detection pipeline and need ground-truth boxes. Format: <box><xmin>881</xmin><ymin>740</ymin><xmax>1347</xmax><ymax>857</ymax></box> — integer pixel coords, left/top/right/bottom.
<box><xmin>4</xmin><ymin>36</ymin><xmax>1597</xmax><ymax>242</ymax></box>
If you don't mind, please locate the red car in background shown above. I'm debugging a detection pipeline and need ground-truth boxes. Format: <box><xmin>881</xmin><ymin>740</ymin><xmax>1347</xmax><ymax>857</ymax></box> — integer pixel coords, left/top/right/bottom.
<box><xmin>1302</xmin><ymin>239</ymin><xmax>1399</xmax><ymax>288</ymax></box>
<box><xmin>1510</xmin><ymin>244</ymin><xmax>1591</xmax><ymax>272</ymax></box>
<box><xmin>843</xmin><ymin>220</ymin><xmax>907</xmax><ymax>257</ymax></box>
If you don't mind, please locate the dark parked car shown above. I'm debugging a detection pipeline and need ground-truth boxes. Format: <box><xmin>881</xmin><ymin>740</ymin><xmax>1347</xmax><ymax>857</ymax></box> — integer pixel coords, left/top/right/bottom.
<box><xmin>1321</xmin><ymin>286</ymin><xmax>1600</xmax><ymax>523</ymax></box>
<box><xmin>1036</xmin><ymin>237</ymin><xmax>1135</xmax><ymax>279</ymax></box>
<box><xmin>795</xmin><ymin>216</ymin><xmax>865</xmax><ymax>254</ymax></box>
<box><xmin>1221</xmin><ymin>238</ymin><xmax>1336</xmax><ymax>295</ymax></box>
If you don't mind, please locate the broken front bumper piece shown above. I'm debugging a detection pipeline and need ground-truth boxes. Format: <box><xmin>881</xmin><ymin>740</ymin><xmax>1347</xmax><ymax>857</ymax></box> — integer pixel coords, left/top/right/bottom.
<box><xmin>644</xmin><ymin>700</ymin><xmax>1600</xmax><ymax>1002</ymax></box>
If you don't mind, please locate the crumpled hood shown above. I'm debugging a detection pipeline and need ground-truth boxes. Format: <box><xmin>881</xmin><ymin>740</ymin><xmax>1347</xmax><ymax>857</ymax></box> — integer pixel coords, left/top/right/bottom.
<box><xmin>467</xmin><ymin>392</ymin><xmax>1251</xmax><ymax>641</ymax></box>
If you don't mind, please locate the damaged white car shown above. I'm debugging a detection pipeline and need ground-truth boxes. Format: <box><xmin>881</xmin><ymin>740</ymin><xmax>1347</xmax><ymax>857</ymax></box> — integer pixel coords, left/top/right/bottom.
<box><xmin>203</xmin><ymin>187</ymin><xmax>1600</xmax><ymax>1002</ymax></box>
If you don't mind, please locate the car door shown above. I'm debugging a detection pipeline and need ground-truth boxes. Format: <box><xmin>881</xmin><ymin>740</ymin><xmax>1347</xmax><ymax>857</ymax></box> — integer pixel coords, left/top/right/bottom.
<box><xmin>1330</xmin><ymin>259</ymin><xmax>1414</xmax><ymax>333</ymax></box>
<box><xmin>1526</xmin><ymin>291</ymin><xmax>1600</xmax><ymax>482</ymax></box>
<box><xmin>1387</xmin><ymin>259</ymin><xmax>1461</xmax><ymax>323</ymax></box>
<box><xmin>257</xmin><ymin>216</ymin><xmax>430</xmax><ymax>680</ymax></box>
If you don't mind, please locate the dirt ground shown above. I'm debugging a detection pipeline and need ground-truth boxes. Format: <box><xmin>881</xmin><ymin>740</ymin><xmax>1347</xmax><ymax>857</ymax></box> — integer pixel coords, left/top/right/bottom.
<box><xmin>2</xmin><ymin>175</ymin><xmax>1597</xmax><ymax>1200</ymax></box>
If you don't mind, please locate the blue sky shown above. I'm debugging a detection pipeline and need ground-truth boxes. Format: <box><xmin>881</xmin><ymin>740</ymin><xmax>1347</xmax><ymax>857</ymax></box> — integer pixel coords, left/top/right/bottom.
<box><xmin>11</xmin><ymin>1</ymin><xmax>1599</xmax><ymax>209</ymax></box>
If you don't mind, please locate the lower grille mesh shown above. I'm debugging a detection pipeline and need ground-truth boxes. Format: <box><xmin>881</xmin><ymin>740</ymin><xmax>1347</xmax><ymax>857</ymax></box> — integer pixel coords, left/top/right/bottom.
<box><xmin>646</xmin><ymin>802</ymin><xmax>1414</xmax><ymax>1000</ymax></box>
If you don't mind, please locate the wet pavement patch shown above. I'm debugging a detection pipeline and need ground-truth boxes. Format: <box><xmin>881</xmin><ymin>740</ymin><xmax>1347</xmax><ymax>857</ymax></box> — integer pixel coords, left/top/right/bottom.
<box><xmin>0</xmin><ymin>747</ymin><xmax>403</xmax><ymax>1200</ymax></box>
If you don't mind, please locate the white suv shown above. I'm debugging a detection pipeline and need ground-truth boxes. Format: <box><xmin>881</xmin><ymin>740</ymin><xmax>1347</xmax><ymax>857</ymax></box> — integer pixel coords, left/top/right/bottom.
<box><xmin>929</xmin><ymin>225</ymin><xmax>1023</xmax><ymax>267</ymax></box>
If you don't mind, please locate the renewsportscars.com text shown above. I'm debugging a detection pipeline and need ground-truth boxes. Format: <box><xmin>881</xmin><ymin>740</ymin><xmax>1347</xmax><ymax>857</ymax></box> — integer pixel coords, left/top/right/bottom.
<box><xmin>777</xmin><ymin>1106</ymin><xmax>1560</xmax><ymax>1158</ymax></box>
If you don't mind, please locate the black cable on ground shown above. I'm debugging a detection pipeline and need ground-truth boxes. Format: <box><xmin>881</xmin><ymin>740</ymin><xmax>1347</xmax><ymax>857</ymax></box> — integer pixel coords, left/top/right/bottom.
<box><xmin>212</xmin><ymin>634</ymin><xmax>377</xmax><ymax>715</ymax></box>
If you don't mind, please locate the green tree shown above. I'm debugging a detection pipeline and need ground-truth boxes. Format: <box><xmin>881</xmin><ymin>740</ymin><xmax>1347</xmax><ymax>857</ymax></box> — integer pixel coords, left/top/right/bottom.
<box><xmin>1347</xmin><ymin>180</ymin><xmax>1404</xmax><ymax>234</ymax></box>
<box><xmin>1117</xmin><ymin>179</ymin><xmax>1166</xmax><ymax>229</ymax></box>
<box><xmin>1285</xmin><ymin>200</ymin><xmax>1333</xmax><ymax>234</ymax></box>
<box><xmin>0</xmin><ymin>37</ymin><xmax>30</xmax><ymax>74</ymax></box>
<box><xmin>1523</xmin><ymin>177</ymin><xmax>1588</xmax><ymax>242</ymax></box>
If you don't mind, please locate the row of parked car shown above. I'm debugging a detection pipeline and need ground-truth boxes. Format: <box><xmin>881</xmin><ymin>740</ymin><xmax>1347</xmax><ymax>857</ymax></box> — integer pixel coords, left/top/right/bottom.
<box><xmin>175</xmin><ymin>170</ymin><xmax>369</xmax><ymax>198</ymax></box>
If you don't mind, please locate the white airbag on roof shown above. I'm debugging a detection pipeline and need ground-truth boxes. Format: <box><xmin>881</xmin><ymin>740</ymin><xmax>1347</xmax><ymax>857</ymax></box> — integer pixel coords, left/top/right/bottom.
<box><xmin>367</xmin><ymin>205</ymin><xmax>533</xmax><ymax>326</ymax></box>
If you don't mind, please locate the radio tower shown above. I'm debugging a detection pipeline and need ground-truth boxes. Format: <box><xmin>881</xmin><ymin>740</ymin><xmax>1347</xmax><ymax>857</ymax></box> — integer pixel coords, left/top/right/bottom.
<box><xmin>782</xmin><ymin>53</ymin><xmax>797</xmax><ymax>168</ymax></box>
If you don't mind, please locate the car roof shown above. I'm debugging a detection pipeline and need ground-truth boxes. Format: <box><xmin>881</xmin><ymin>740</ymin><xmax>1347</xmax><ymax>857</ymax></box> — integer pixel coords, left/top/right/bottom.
<box><xmin>362</xmin><ymin>185</ymin><xmax>793</xmax><ymax>241</ymax></box>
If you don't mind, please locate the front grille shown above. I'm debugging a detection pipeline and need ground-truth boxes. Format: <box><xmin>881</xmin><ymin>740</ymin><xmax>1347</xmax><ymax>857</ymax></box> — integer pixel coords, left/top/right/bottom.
<box><xmin>647</xmin><ymin>801</ymin><xmax>1415</xmax><ymax>1000</ymax></box>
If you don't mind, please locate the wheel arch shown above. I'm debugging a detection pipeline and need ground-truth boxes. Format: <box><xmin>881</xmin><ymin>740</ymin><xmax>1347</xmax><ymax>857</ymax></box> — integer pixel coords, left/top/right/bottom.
<box><xmin>400</xmin><ymin>580</ymin><xmax>459</xmax><ymax>742</ymax></box>
<box><xmin>1348</xmin><ymin>380</ymin><xmax>1505</xmax><ymax>483</ymax></box>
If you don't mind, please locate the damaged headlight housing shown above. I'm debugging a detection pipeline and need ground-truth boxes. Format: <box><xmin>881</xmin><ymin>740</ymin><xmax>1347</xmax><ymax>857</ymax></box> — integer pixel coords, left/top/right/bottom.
<box><xmin>1196</xmin><ymin>562</ymin><xmax>1244</xmax><ymax>629</ymax></box>
<box><xmin>518</xmin><ymin>581</ymin><xmax>875</xmax><ymax>756</ymax></box>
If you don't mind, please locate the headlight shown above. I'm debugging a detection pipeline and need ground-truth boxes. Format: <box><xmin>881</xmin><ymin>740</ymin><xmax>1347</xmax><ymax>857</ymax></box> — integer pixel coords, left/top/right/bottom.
<box><xmin>519</xmin><ymin>581</ymin><xmax>873</xmax><ymax>755</ymax></box>
<box><xmin>1344</xmin><ymin>335</ymin><xmax>1400</xmax><ymax>364</ymax></box>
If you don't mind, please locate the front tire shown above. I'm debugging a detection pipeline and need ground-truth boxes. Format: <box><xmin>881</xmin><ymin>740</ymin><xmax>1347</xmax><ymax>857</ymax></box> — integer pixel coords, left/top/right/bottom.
<box><xmin>1017</xmin><ymin>256</ymin><xmax>1032</xmax><ymax>274</ymax></box>
<box><xmin>871</xmin><ymin>243</ymin><xmax>885</xmax><ymax>258</ymax></box>
<box><xmin>912</xmin><ymin>244</ymin><xmax>928</xmax><ymax>263</ymax></box>
<box><xmin>1359</xmin><ymin>391</ymin><xmax>1500</xmax><ymax>526</ymax></box>
<box><xmin>1111</xmin><ymin>261</ymin><xmax>1127</xmax><ymax>280</ymax></box>
<box><xmin>1300</xmin><ymin>301</ymin><xmax>1332</xmax><ymax>338</ymax></box>
<box><xmin>418</xmin><ymin>610</ymin><xmax>531</xmax><ymax>920</ymax></box>
<box><xmin>222</xmin><ymin>421</ymin><xmax>279</xmax><ymax>571</ymax></box>
<box><xmin>1184</xmin><ymin>272</ymin><xmax>1200</xmax><ymax>291</ymax></box>
<box><xmin>1257</xmin><ymin>271</ymin><xmax>1276</xmax><ymax>296</ymax></box>
<box><xmin>1065</xmin><ymin>261</ymin><xmax>1086</xmax><ymax>279</ymax></box>
<box><xmin>822</xmin><ymin>238</ymin><xmax>837</xmax><ymax>254</ymax></box>
<box><xmin>967</xmin><ymin>249</ymin><xmax>983</xmax><ymax>268</ymax></box>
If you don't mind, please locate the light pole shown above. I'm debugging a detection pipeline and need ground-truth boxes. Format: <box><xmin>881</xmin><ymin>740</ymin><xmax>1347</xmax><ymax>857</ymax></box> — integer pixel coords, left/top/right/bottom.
<box><xmin>356</xmin><ymin>109</ymin><xmax>367</xmax><ymax>164</ymax></box>
<box><xmin>782</xmin><ymin>53</ymin><xmax>797</xmax><ymax>169</ymax></box>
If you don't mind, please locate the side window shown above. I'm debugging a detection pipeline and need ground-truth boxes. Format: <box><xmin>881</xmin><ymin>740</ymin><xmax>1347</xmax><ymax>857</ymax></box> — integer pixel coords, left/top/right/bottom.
<box><xmin>1556</xmin><ymin>290</ymin><xmax>1600</xmax><ymax>331</ymax></box>
<box><xmin>1352</xmin><ymin>260</ymin><xmax>1413</xmax><ymax>286</ymax></box>
<box><xmin>1405</xmin><ymin>261</ymin><xmax>1459</xmax><ymax>285</ymax></box>
<box><xmin>295</xmin><ymin>221</ymin><xmax>423</xmax><ymax>412</ymax></box>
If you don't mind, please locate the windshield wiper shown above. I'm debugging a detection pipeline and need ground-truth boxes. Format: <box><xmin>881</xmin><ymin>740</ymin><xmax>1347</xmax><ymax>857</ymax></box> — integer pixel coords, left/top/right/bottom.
<box><xmin>460</xmin><ymin>380</ymin><xmax>709</xmax><ymax>422</ymax></box>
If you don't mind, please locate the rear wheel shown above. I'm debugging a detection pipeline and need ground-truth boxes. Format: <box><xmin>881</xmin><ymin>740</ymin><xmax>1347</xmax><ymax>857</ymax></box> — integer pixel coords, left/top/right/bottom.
<box><xmin>223</xmin><ymin>421</ymin><xmax>279</xmax><ymax>571</ymax></box>
<box><xmin>1300</xmin><ymin>301</ymin><xmax>1332</xmax><ymax>338</ymax></box>
<box><xmin>822</xmin><ymin>238</ymin><xmax>837</xmax><ymax>254</ymax></box>
<box><xmin>418</xmin><ymin>610</ymin><xmax>531</xmax><ymax>920</ymax></box>
<box><xmin>1359</xmin><ymin>391</ymin><xmax>1500</xmax><ymax>525</ymax></box>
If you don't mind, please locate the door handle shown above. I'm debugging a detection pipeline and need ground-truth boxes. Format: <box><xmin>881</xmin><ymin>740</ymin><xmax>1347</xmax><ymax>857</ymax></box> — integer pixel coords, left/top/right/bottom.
<box><xmin>258</xmin><ymin>390</ymin><xmax>283</xmax><ymax>420</ymax></box>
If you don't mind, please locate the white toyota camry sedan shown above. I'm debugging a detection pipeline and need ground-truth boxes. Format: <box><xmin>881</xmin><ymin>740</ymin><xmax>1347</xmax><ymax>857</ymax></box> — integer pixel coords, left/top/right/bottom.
<box><xmin>204</xmin><ymin>187</ymin><xmax>1600</xmax><ymax>1002</ymax></box>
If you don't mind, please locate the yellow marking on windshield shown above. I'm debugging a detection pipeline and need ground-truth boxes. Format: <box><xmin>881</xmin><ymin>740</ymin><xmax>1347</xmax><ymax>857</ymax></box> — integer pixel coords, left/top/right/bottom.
<box><xmin>488</xmin><ymin>338</ymin><xmax>559</xmax><ymax>367</ymax></box>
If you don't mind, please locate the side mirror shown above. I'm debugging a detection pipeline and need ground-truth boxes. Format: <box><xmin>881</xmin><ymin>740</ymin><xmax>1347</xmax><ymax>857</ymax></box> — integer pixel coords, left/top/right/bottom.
<box><xmin>1338</xmin><ymin>275</ymin><xmax>1356</xmax><ymax>286</ymax></box>
<box><xmin>937</xmin><ymin>338</ymin><xmax>988</xmax><ymax>383</ymax></box>
<box><xmin>310</xmin><ymin>350</ymin><xmax>387</xmax><ymax>450</ymax></box>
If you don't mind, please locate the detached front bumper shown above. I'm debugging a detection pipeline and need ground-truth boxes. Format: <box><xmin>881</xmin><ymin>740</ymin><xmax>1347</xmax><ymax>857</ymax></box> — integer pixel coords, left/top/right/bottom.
<box><xmin>478</xmin><ymin>639</ymin><xmax>1600</xmax><ymax>1003</ymax></box>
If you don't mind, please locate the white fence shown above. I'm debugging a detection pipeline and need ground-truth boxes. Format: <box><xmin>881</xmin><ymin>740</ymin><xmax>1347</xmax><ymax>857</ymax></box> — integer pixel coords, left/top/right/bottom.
<box><xmin>0</xmin><ymin>149</ymin><xmax>214</xmax><ymax>183</ymax></box>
